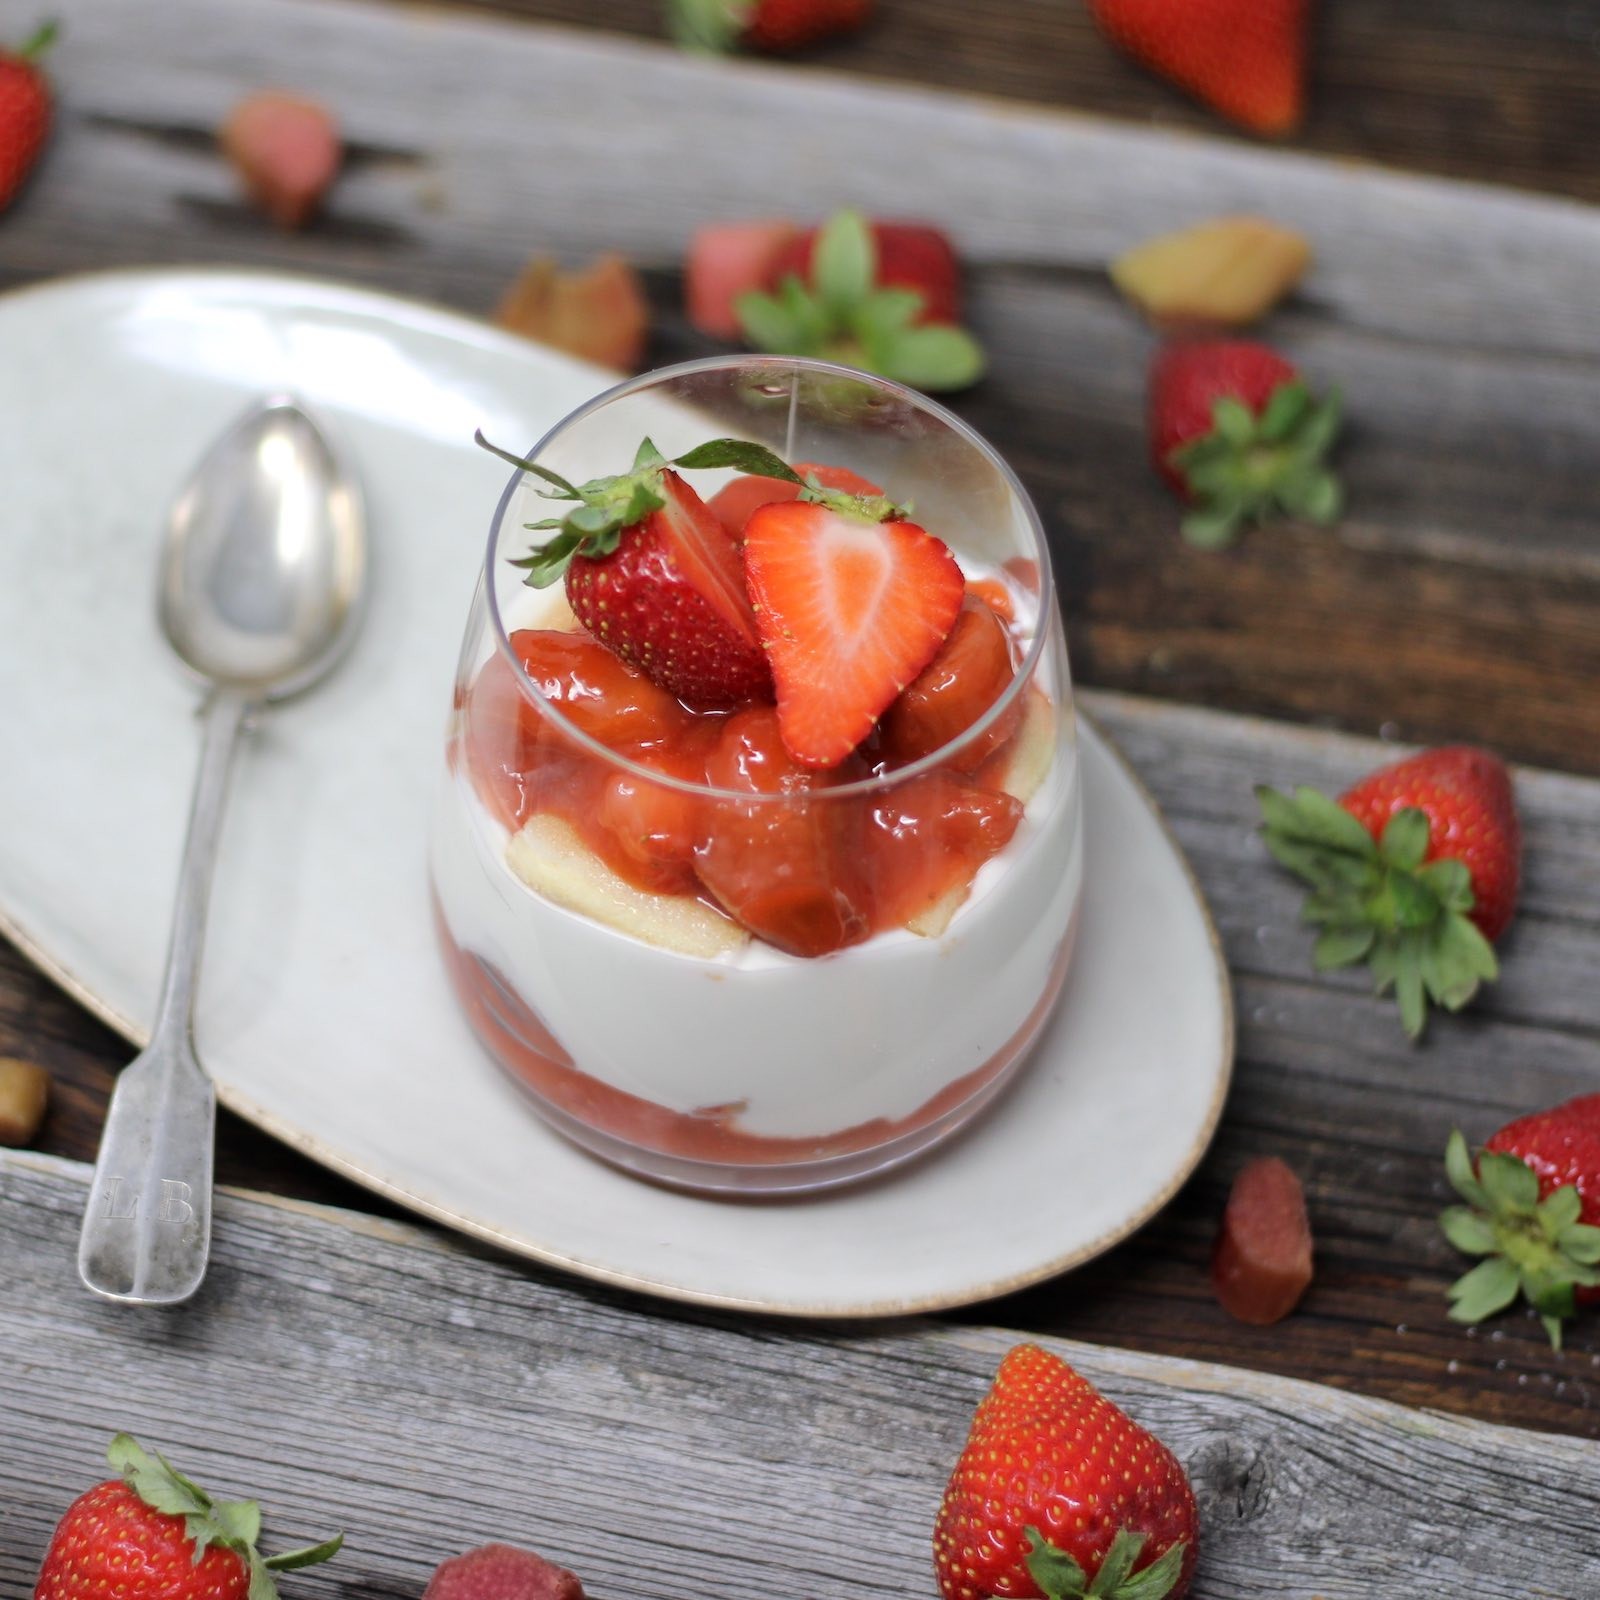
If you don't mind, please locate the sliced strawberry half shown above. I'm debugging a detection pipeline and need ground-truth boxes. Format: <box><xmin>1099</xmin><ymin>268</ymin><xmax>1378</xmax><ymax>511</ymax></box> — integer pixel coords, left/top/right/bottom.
<box><xmin>744</xmin><ymin>496</ymin><xmax>965</xmax><ymax>767</ymax></box>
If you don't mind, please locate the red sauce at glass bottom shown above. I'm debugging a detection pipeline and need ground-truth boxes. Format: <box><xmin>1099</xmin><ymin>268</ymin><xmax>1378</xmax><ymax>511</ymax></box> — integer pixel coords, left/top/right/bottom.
<box><xmin>432</xmin><ymin>891</ymin><xmax>1077</xmax><ymax>1175</ymax></box>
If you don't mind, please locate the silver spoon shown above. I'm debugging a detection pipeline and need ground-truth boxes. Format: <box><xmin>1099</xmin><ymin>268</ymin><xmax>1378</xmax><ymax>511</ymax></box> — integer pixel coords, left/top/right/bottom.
<box><xmin>78</xmin><ymin>396</ymin><xmax>366</xmax><ymax>1305</ymax></box>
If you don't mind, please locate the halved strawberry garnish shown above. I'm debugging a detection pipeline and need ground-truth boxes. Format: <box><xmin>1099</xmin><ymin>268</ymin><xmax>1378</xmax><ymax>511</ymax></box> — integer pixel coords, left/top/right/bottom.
<box><xmin>744</xmin><ymin>492</ymin><xmax>965</xmax><ymax>768</ymax></box>
<box><xmin>707</xmin><ymin>460</ymin><xmax>883</xmax><ymax>538</ymax></box>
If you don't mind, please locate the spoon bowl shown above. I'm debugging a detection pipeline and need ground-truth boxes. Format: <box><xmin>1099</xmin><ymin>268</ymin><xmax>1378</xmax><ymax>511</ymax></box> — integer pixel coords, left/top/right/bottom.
<box><xmin>79</xmin><ymin>395</ymin><xmax>366</xmax><ymax>1305</ymax></box>
<box><xmin>159</xmin><ymin>396</ymin><xmax>365</xmax><ymax>697</ymax></box>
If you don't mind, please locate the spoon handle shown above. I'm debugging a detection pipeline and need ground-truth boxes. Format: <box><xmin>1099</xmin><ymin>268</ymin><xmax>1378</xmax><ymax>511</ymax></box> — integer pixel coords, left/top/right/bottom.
<box><xmin>79</xmin><ymin>689</ymin><xmax>251</xmax><ymax>1305</ymax></box>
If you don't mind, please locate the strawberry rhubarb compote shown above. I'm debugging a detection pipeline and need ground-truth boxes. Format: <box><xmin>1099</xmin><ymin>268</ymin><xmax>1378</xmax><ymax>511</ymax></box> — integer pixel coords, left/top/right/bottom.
<box><xmin>431</xmin><ymin>361</ymin><xmax>1083</xmax><ymax>1193</ymax></box>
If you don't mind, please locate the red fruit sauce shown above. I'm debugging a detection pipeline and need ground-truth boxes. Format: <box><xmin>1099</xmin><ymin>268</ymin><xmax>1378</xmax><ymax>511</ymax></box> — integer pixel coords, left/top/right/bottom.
<box><xmin>459</xmin><ymin>588</ymin><xmax>1034</xmax><ymax>959</ymax></box>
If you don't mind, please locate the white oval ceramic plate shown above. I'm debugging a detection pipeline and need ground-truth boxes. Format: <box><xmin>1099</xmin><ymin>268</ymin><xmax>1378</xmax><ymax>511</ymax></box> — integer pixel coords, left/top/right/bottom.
<box><xmin>0</xmin><ymin>270</ymin><xmax>1232</xmax><ymax>1316</ymax></box>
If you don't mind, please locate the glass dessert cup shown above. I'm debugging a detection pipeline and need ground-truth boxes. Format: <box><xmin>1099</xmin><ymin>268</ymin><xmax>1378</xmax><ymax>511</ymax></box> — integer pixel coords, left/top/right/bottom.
<box><xmin>430</xmin><ymin>356</ymin><xmax>1083</xmax><ymax>1195</ymax></box>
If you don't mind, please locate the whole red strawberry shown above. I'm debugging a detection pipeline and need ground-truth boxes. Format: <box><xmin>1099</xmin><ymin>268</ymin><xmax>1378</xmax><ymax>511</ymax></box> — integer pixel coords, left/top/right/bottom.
<box><xmin>1089</xmin><ymin>0</ymin><xmax>1309</xmax><ymax>136</ymax></box>
<box><xmin>564</xmin><ymin>468</ymin><xmax>771</xmax><ymax>707</ymax></box>
<box><xmin>35</xmin><ymin>1434</ymin><xmax>342</xmax><ymax>1600</ymax></box>
<box><xmin>766</xmin><ymin>219</ymin><xmax>962</xmax><ymax>326</ymax></box>
<box><xmin>934</xmin><ymin>1344</ymin><xmax>1197</xmax><ymax>1600</ymax></box>
<box><xmin>670</xmin><ymin>0</ymin><xmax>871</xmax><ymax>53</ymax></box>
<box><xmin>1441</xmin><ymin>1097</ymin><xmax>1600</xmax><ymax>1348</ymax></box>
<box><xmin>1258</xmin><ymin>746</ymin><xmax>1519</xmax><ymax>1039</ymax></box>
<box><xmin>1148</xmin><ymin>338</ymin><xmax>1342</xmax><ymax>547</ymax></box>
<box><xmin>477</xmin><ymin>432</ymin><xmax>800</xmax><ymax>708</ymax></box>
<box><xmin>1339</xmin><ymin>746</ymin><xmax>1519</xmax><ymax>941</ymax></box>
<box><xmin>734</xmin><ymin>209</ymin><xmax>984</xmax><ymax>392</ymax></box>
<box><xmin>0</xmin><ymin>21</ymin><xmax>56</xmax><ymax>213</ymax></box>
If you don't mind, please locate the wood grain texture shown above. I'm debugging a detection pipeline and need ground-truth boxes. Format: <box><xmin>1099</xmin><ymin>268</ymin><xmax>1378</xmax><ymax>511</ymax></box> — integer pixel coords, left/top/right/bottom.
<box><xmin>444</xmin><ymin>0</ymin><xmax>1600</xmax><ymax>209</ymax></box>
<box><xmin>18</xmin><ymin>691</ymin><xmax>1600</xmax><ymax>1440</ymax></box>
<box><xmin>8</xmin><ymin>0</ymin><xmax>1600</xmax><ymax>771</ymax></box>
<box><xmin>4</xmin><ymin>1151</ymin><xmax>1598</xmax><ymax>1600</ymax></box>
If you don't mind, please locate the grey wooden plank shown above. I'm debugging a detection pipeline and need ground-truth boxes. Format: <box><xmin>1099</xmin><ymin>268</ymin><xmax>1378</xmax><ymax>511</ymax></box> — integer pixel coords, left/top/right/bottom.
<box><xmin>2</xmin><ymin>1151</ymin><xmax>1597</xmax><ymax>1600</ymax></box>
<box><xmin>21</xmin><ymin>0</ymin><xmax>1600</xmax><ymax>359</ymax></box>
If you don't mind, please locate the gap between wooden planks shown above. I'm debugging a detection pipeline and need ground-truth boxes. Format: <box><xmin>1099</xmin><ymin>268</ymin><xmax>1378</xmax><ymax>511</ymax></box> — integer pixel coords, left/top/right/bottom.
<box><xmin>2</xmin><ymin>1150</ymin><xmax>1597</xmax><ymax>1599</ymax></box>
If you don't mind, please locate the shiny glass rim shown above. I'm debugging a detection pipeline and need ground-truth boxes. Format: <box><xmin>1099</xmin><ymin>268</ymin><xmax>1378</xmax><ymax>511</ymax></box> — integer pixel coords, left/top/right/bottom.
<box><xmin>482</xmin><ymin>354</ymin><xmax>1059</xmax><ymax>803</ymax></box>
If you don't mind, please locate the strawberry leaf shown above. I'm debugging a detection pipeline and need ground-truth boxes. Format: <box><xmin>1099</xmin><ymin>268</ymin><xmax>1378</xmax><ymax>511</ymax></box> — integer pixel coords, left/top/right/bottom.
<box><xmin>1212</xmin><ymin>396</ymin><xmax>1256</xmax><ymax>448</ymax></box>
<box><xmin>1257</xmin><ymin>380</ymin><xmax>1311</xmax><ymax>443</ymax></box>
<box><xmin>1114</xmin><ymin>1540</ymin><xmax>1188</xmax><ymax>1600</ymax></box>
<box><xmin>851</xmin><ymin>287</ymin><xmax>924</xmax><ymax>345</ymax></box>
<box><xmin>673</xmin><ymin>439</ymin><xmax>800</xmax><ymax>480</ymax></box>
<box><xmin>667</xmin><ymin>0</ymin><xmax>749</xmax><ymax>51</ymax></box>
<box><xmin>510</xmin><ymin>529</ymin><xmax>589</xmax><ymax>588</ymax></box>
<box><xmin>1024</xmin><ymin>1528</ymin><xmax>1089</xmax><ymax>1598</ymax></box>
<box><xmin>1313</xmin><ymin>924</ymin><xmax>1375</xmax><ymax>969</ymax></box>
<box><xmin>1379</xmin><ymin>807</ymin><xmax>1429</xmax><ymax>870</ymax></box>
<box><xmin>1439</xmin><ymin>1133</ymin><xmax>1600</xmax><ymax>1347</ymax></box>
<box><xmin>1447</xmin><ymin>1255</ymin><xmax>1520</xmax><ymax>1322</ymax></box>
<box><xmin>109</xmin><ymin>1435</ymin><xmax>211</xmax><ymax>1518</ymax></box>
<box><xmin>213</xmin><ymin>1499</ymin><xmax>263</xmax><ymax>1547</ymax></box>
<box><xmin>247</xmin><ymin>1553</ymin><xmax>280</xmax><ymax>1600</ymax></box>
<box><xmin>262</xmin><ymin>1534</ymin><xmax>346</xmax><ymax>1571</ymax></box>
<box><xmin>1087</xmin><ymin>1529</ymin><xmax>1145</xmax><ymax>1594</ymax></box>
<box><xmin>873</xmin><ymin>323</ymin><xmax>986</xmax><ymax>391</ymax></box>
<box><xmin>19</xmin><ymin>19</ymin><xmax>58</xmax><ymax>59</ymax></box>
<box><xmin>1440</xmin><ymin>1205</ymin><xmax>1497</xmax><ymax>1254</ymax></box>
<box><xmin>1564</xmin><ymin>1223</ymin><xmax>1600</xmax><ymax>1265</ymax></box>
<box><xmin>1179</xmin><ymin>505</ymin><xmax>1243</xmax><ymax>549</ymax></box>
<box><xmin>734</xmin><ymin>287</ymin><xmax>813</xmax><ymax>353</ymax></box>
<box><xmin>633</xmin><ymin>437</ymin><xmax>666</xmax><ymax>470</ymax></box>
<box><xmin>1479</xmin><ymin>1151</ymin><xmax>1541</xmax><ymax>1214</ymax></box>
<box><xmin>1539</xmin><ymin>1185</ymin><xmax>1583</xmax><ymax>1235</ymax></box>
<box><xmin>1395</xmin><ymin>936</ymin><xmax>1426</xmax><ymax>1038</ymax></box>
<box><xmin>813</xmin><ymin>208</ymin><xmax>875</xmax><ymax>318</ymax></box>
<box><xmin>1445</xmin><ymin>1129</ymin><xmax>1487</xmax><ymax>1206</ymax></box>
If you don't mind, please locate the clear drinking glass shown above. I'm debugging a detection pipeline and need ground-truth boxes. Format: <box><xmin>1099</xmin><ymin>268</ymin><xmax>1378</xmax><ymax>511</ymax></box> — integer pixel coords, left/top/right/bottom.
<box><xmin>430</xmin><ymin>356</ymin><xmax>1084</xmax><ymax>1194</ymax></box>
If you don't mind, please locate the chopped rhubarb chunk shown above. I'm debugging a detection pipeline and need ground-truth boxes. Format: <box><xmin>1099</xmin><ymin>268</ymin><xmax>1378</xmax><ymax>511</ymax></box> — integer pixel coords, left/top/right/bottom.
<box><xmin>221</xmin><ymin>91</ymin><xmax>341</xmax><ymax>230</ymax></box>
<box><xmin>1211</xmin><ymin>1156</ymin><xmax>1313</xmax><ymax>1324</ymax></box>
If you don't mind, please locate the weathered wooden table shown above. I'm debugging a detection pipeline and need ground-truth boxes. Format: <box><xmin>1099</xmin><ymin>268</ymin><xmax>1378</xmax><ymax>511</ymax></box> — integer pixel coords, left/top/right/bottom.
<box><xmin>7</xmin><ymin>0</ymin><xmax>1600</xmax><ymax>1470</ymax></box>
<box><xmin>6</xmin><ymin>1152</ymin><xmax>1599</xmax><ymax>1597</ymax></box>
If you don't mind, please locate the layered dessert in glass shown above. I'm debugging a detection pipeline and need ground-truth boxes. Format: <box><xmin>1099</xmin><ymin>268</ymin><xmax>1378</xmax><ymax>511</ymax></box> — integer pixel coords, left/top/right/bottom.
<box><xmin>430</xmin><ymin>357</ymin><xmax>1082</xmax><ymax>1193</ymax></box>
